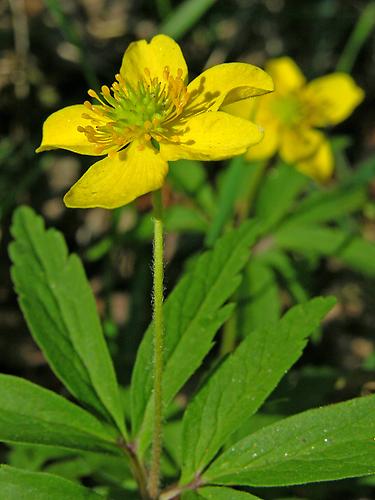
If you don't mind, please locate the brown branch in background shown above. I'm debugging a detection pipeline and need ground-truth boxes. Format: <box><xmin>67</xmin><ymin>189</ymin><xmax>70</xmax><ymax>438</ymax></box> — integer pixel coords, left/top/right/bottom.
<box><xmin>8</xmin><ymin>0</ymin><xmax>30</xmax><ymax>98</ymax></box>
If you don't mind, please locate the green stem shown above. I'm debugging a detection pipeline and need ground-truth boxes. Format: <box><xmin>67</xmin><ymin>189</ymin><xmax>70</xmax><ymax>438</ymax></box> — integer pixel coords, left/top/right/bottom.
<box><xmin>118</xmin><ymin>439</ymin><xmax>149</xmax><ymax>500</ymax></box>
<box><xmin>220</xmin><ymin>312</ymin><xmax>237</xmax><ymax>358</ymax></box>
<box><xmin>148</xmin><ymin>189</ymin><xmax>165</xmax><ymax>499</ymax></box>
<box><xmin>336</xmin><ymin>1</ymin><xmax>375</xmax><ymax>73</ymax></box>
<box><xmin>238</xmin><ymin>160</ymin><xmax>268</xmax><ymax>222</ymax></box>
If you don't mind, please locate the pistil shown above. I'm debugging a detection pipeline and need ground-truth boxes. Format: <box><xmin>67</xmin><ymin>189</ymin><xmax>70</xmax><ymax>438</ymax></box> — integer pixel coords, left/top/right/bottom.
<box><xmin>78</xmin><ymin>67</ymin><xmax>189</xmax><ymax>156</ymax></box>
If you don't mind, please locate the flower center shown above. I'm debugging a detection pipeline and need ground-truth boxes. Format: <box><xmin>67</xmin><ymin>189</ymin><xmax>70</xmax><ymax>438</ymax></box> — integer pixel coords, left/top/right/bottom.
<box><xmin>271</xmin><ymin>94</ymin><xmax>302</xmax><ymax>126</ymax></box>
<box><xmin>78</xmin><ymin>67</ymin><xmax>189</xmax><ymax>156</ymax></box>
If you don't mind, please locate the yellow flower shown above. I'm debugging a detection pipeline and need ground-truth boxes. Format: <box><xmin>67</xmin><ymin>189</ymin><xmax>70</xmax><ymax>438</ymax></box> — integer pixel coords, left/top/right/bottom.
<box><xmin>36</xmin><ymin>35</ymin><xmax>273</xmax><ymax>209</ymax></box>
<box><xmin>225</xmin><ymin>57</ymin><xmax>364</xmax><ymax>182</ymax></box>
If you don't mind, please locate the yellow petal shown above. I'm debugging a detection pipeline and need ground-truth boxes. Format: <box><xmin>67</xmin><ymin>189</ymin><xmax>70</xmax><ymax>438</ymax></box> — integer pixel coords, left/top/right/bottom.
<box><xmin>266</xmin><ymin>57</ymin><xmax>305</xmax><ymax>94</ymax></box>
<box><xmin>120</xmin><ymin>34</ymin><xmax>188</xmax><ymax>86</ymax></box>
<box><xmin>280</xmin><ymin>127</ymin><xmax>323</xmax><ymax>163</ymax></box>
<box><xmin>221</xmin><ymin>96</ymin><xmax>257</xmax><ymax>120</ymax></box>
<box><xmin>185</xmin><ymin>63</ymin><xmax>273</xmax><ymax>113</ymax></box>
<box><xmin>64</xmin><ymin>141</ymin><xmax>168</xmax><ymax>209</ymax></box>
<box><xmin>296</xmin><ymin>138</ymin><xmax>334</xmax><ymax>182</ymax></box>
<box><xmin>160</xmin><ymin>111</ymin><xmax>263</xmax><ymax>161</ymax></box>
<box><xmin>245</xmin><ymin>118</ymin><xmax>279</xmax><ymax>160</ymax></box>
<box><xmin>36</xmin><ymin>105</ymin><xmax>101</xmax><ymax>156</ymax></box>
<box><xmin>303</xmin><ymin>73</ymin><xmax>364</xmax><ymax>127</ymax></box>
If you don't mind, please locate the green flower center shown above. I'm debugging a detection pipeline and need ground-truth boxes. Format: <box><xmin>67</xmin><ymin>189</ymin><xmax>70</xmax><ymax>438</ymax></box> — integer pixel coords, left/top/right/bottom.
<box><xmin>271</xmin><ymin>94</ymin><xmax>302</xmax><ymax>126</ymax></box>
<box><xmin>78</xmin><ymin>67</ymin><xmax>189</xmax><ymax>156</ymax></box>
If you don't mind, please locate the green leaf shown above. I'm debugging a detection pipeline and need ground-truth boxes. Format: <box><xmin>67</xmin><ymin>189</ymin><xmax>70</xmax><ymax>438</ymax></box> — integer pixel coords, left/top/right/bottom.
<box><xmin>204</xmin><ymin>394</ymin><xmax>375</xmax><ymax>486</ymax></box>
<box><xmin>258</xmin><ymin>249</ymin><xmax>308</xmax><ymax>303</ymax></box>
<box><xmin>160</xmin><ymin>0</ymin><xmax>216</xmax><ymax>39</ymax></box>
<box><xmin>336</xmin><ymin>2</ymin><xmax>375</xmax><ymax>73</ymax></box>
<box><xmin>181</xmin><ymin>492</ymin><xmax>202</xmax><ymax>500</ymax></box>
<box><xmin>131</xmin><ymin>220</ymin><xmax>262</xmax><ymax>456</ymax></box>
<box><xmin>0</xmin><ymin>374</ymin><xmax>118</xmax><ymax>454</ymax></box>
<box><xmin>197</xmin><ymin>486</ymin><xmax>262</xmax><ymax>499</ymax></box>
<box><xmin>284</xmin><ymin>161</ymin><xmax>374</xmax><ymax>226</ymax></box>
<box><xmin>168</xmin><ymin>159</ymin><xmax>216</xmax><ymax>216</ymax></box>
<box><xmin>7</xmin><ymin>443</ymin><xmax>73</xmax><ymax>473</ymax></box>
<box><xmin>9</xmin><ymin>206</ymin><xmax>125</xmax><ymax>435</ymax></box>
<box><xmin>254</xmin><ymin>161</ymin><xmax>308</xmax><ymax>229</ymax></box>
<box><xmin>0</xmin><ymin>465</ymin><xmax>103</xmax><ymax>499</ymax></box>
<box><xmin>165</xmin><ymin>206</ymin><xmax>208</xmax><ymax>233</ymax></box>
<box><xmin>237</xmin><ymin>259</ymin><xmax>281</xmax><ymax>336</ymax></box>
<box><xmin>180</xmin><ymin>297</ymin><xmax>335</xmax><ymax>484</ymax></box>
<box><xmin>181</xmin><ymin>487</ymin><xmax>262</xmax><ymax>500</ymax></box>
<box><xmin>275</xmin><ymin>224</ymin><xmax>375</xmax><ymax>276</ymax></box>
<box><xmin>205</xmin><ymin>156</ymin><xmax>255</xmax><ymax>246</ymax></box>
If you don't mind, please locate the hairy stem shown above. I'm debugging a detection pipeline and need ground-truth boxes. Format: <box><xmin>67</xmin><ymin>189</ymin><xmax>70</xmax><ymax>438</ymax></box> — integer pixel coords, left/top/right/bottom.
<box><xmin>148</xmin><ymin>189</ymin><xmax>165</xmax><ymax>499</ymax></box>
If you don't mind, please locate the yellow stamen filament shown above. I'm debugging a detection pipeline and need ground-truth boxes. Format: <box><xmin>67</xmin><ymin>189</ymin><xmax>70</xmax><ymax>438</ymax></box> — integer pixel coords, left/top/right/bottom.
<box><xmin>77</xmin><ymin>67</ymin><xmax>189</xmax><ymax>155</ymax></box>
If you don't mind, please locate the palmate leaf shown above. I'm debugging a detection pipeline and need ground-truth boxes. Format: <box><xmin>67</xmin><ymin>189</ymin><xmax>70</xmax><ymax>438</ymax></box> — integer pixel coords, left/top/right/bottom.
<box><xmin>131</xmin><ymin>219</ymin><xmax>263</xmax><ymax>456</ymax></box>
<box><xmin>203</xmin><ymin>394</ymin><xmax>375</xmax><ymax>486</ymax></box>
<box><xmin>0</xmin><ymin>465</ymin><xmax>103</xmax><ymax>499</ymax></box>
<box><xmin>9</xmin><ymin>206</ymin><xmax>125</xmax><ymax>436</ymax></box>
<box><xmin>180</xmin><ymin>297</ymin><xmax>335</xmax><ymax>484</ymax></box>
<box><xmin>0</xmin><ymin>374</ymin><xmax>119</xmax><ymax>454</ymax></box>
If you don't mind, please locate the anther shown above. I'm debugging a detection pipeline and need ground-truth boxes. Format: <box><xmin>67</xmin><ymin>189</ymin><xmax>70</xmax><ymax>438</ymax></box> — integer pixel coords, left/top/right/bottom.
<box><xmin>88</xmin><ymin>89</ymin><xmax>99</xmax><ymax>99</ymax></box>
<box><xmin>144</xmin><ymin>120</ymin><xmax>152</xmax><ymax>131</ymax></box>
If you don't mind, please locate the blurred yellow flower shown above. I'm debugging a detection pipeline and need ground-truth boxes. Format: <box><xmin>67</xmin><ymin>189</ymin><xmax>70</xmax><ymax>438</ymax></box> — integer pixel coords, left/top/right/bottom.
<box><xmin>36</xmin><ymin>35</ymin><xmax>273</xmax><ymax>209</ymax></box>
<box><xmin>225</xmin><ymin>57</ymin><xmax>364</xmax><ymax>182</ymax></box>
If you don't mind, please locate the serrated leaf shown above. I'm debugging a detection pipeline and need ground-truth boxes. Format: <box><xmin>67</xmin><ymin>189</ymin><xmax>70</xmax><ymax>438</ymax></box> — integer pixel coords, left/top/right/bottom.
<box><xmin>0</xmin><ymin>465</ymin><xmax>103</xmax><ymax>499</ymax></box>
<box><xmin>9</xmin><ymin>206</ymin><xmax>125</xmax><ymax>435</ymax></box>
<box><xmin>180</xmin><ymin>297</ymin><xmax>335</xmax><ymax>484</ymax></box>
<box><xmin>0</xmin><ymin>374</ymin><xmax>118</xmax><ymax>454</ymax></box>
<box><xmin>275</xmin><ymin>224</ymin><xmax>375</xmax><ymax>276</ymax></box>
<box><xmin>131</xmin><ymin>220</ymin><xmax>262</xmax><ymax>456</ymax></box>
<box><xmin>204</xmin><ymin>394</ymin><xmax>375</xmax><ymax>486</ymax></box>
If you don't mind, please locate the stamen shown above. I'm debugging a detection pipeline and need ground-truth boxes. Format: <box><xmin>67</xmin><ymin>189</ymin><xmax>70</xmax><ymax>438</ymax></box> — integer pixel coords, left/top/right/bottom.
<box><xmin>80</xmin><ymin>67</ymin><xmax>189</xmax><ymax>155</ymax></box>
